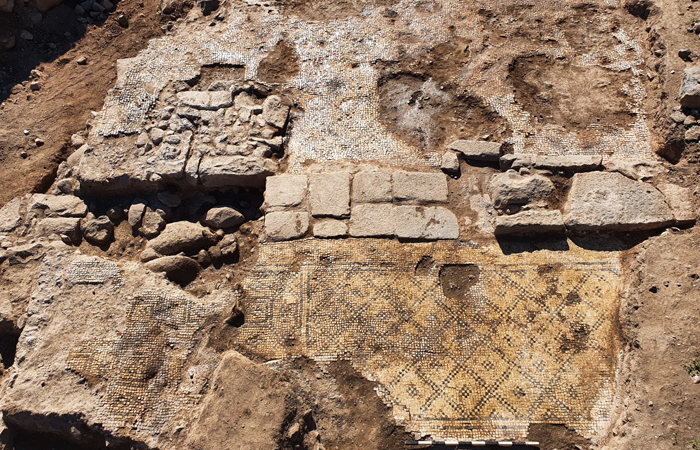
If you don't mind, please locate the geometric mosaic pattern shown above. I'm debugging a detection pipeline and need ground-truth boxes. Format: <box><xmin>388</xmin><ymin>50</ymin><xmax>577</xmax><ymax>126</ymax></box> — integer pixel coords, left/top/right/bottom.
<box><xmin>236</xmin><ymin>239</ymin><xmax>620</xmax><ymax>440</ymax></box>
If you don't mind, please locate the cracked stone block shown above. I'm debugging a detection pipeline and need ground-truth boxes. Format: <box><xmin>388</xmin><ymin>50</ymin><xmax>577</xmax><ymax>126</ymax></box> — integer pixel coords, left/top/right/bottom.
<box><xmin>28</xmin><ymin>194</ymin><xmax>87</xmax><ymax>218</ymax></box>
<box><xmin>309</xmin><ymin>172</ymin><xmax>351</xmax><ymax>218</ymax></box>
<box><xmin>265</xmin><ymin>211</ymin><xmax>309</xmax><ymax>241</ymax></box>
<box><xmin>488</xmin><ymin>171</ymin><xmax>555</xmax><ymax>211</ymax></box>
<box><xmin>352</xmin><ymin>170</ymin><xmax>392</xmax><ymax>203</ymax></box>
<box><xmin>37</xmin><ymin>218</ymin><xmax>81</xmax><ymax>243</ymax></box>
<box><xmin>564</xmin><ymin>172</ymin><xmax>674</xmax><ymax>232</ymax></box>
<box><xmin>176</xmin><ymin>91</ymin><xmax>233</xmax><ymax>110</ymax></box>
<box><xmin>680</xmin><ymin>67</ymin><xmax>700</xmax><ymax>109</ymax></box>
<box><xmin>494</xmin><ymin>210</ymin><xmax>565</xmax><ymax>236</ymax></box>
<box><xmin>264</xmin><ymin>174</ymin><xmax>307</xmax><ymax>210</ymax></box>
<box><xmin>500</xmin><ymin>155</ymin><xmax>602</xmax><ymax>172</ymax></box>
<box><xmin>348</xmin><ymin>204</ymin><xmax>394</xmax><ymax>237</ymax></box>
<box><xmin>394</xmin><ymin>206</ymin><xmax>459</xmax><ymax>240</ymax></box>
<box><xmin>447</xmin><ymin>140</ymin><xmax>501</xmax><ymax>162</ymax></box>
<box><xmin>262</xmin><ymin>95</ymin><xmax>290</xmax><ymax>129</ymax></box>
<box><xmin>313</xmin><ymin>219</ymin><xmax>348</xmax><ymax>238</ymax></box>
<box><xmin>656</xmin><ymin>183</ymin><xmax>696</xmax><ymax>225</ymax></box>
<box><xmin>198</xmin><ymin>155</ymin><xmax>278</xmax><ymax>189</ymax></box>
<box><xmin>393</xmin><ymin>171</ymin><xmax>448</xmax><ymax>203</ymax></box>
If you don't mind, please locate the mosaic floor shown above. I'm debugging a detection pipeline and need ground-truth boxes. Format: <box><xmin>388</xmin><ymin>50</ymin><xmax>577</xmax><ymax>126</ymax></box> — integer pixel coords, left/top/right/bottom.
<box><xmin>236</xmin><ymin>239</ymin><xmax>621</xmax><ymax>440</ymax></box>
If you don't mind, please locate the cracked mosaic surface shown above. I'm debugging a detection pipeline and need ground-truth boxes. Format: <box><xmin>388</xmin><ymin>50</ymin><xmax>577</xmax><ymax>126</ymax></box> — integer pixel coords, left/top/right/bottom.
<box><xmin>236</xmin><ymin>239</ymin><xmax>620</xmax><ymax>440</ymax></box>
<box><xmin>92</xmin><ymin>0</ymin><xmax>653</xmax><ymax>175</ymax></box>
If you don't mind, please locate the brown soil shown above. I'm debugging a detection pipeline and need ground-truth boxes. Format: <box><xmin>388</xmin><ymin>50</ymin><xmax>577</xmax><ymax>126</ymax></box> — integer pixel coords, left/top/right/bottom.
<box><xmin>257</xmin><ymin>40</ymin><xmax>300</xmax><ymax>85</ymax></box>
<box><xmin>528</xmin><ymin>423</ymin><xmax>592</xmax><ymax>450</ymax></box>
<box><xmin>278</xmin><ymin>0</ymin><xmax>398</xmax><ymax>22</ymax></box>
<box><xmin>0</xmin><ymin>0</ymin><xmax>171</xmax><ymax>207</ymax></box>
<box><xmin>509</xmin><ymin>55</ymin><xmax>636</xmax><ymax>132</ymax></box>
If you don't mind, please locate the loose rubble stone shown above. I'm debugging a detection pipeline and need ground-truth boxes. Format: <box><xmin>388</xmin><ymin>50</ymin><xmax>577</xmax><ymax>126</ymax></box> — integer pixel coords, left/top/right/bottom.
<box><xmin>309</xmin><ymin>172</ymin><xmax>351</xmax><ymax>218</ymax></box>
<box><xmin>19</xmin><ymin>30</ymin><xmax>33</xmax><ymax>41</ymax></box>
<box><xmin>140</xmin><ymin>207</ymin><xmax>166</xmax><ymax>238</ymax></box>
<box><xmin>656</xmin><ymin>183</ymin><xmax>696</xmax><ymax>225</ymax></box>
<box><xmin>680</xmin><ymin>67</ymin><xmax>700</xmax><ymax>108</ymax></box>
<box><xmin>494</xmin><ymin>210</ymin><xmax>565</xmax><ymax>235</ymax></box>
<box><xmin>0</xmin><ymin>34</ymin><xmax>16</xmax><ymax>51</ymax></box>
<box><xmin>218</xmin><ymin>235</ymin><xmax>238</xmax><ymax>257</ymax></box>
<box><xmin>685</xmin><ymin>126</ymin><xmax>700</xmax><ymax>141</ymax></box>
<box><xmin>262</xmin><ymin>95</ymin><xmax>290</xmax><ymax>129</ymax></box>
<box><xmin>394</xmin><ymin>206</ymin><xmax>459</xmax><ymax>240</ymax></box>
<box><xmin>265</xmin><ymin>211</ymin><xmax>309</xmax><ymax>241</ymax></box>
<box><xmin>670</xmin><ymin>110</ymin><xmax>687</xmax><ymax>124</ymax></box>
<box><xmin>348</xmin><ymin>204</ymin><xmax>395</xmax><ymax>237</ymax></box>
<box><xmin>313</xmin><ymin>219</ymin><xmax>348</xmax><ymax>238</ymax></box>
<box><xmin>447</xmin><ymin>140</ymin><xmax>501</xmax><ymax>162</ymax></box>
<box><xmin>37</xmin><ymin>218</ymin><xmax>81</xmax><ymax>243</ymax></box>
<box><xmin>203</xmin><ymin>206</ymin><xmax>245</xmax><ymax>229</ymax></box>
<box><xmin>70</xmin><ymin>134</ymin><xmax>86</xmax><ymax>148</ymax></box>
<box><xmin>145</xmin><ymin>255</ymin><xmax>201</xmax><ymax>285</ymax></box>
<box><xmin>603</xmin><ymin>158</ymin><xmax>663</xmax><ymax>181</ymax></box>
<box><xmin>564</xmin><ymin>172</ymin><xmax>674</xmax><ymax>232</ymax></box>
<box><xmin>127</xmin><ymin>198</ymin><xmax>147</xmax><ymax>227</ymax></box>
<box><xmin>488</xmin><ymin>171</ymin><xmax>555</xmax><ymax>211</ymax></box>
<box><xmin>81</xmin><ymin>215</ymin><xmax>114</xmax><ymax>245</ymax></box>
<box><xmin>29</xmin><ymin>194</ymin><xmax>87</xmax><ymax>217</ymax></box>
<box><xmin>176</xmin><ymin>91</ymin><xmax>233</xmax><ymax>110</ymax></box>
<box><xmin>352</xmin><ymin>170</ymin><xmax>392</xmax><ymax>203</ymax></box>
<box><xmin>147</xmin><ymin>221</ymin><xmax>216</xmax><ymax>255</ymax></box>
<box><xmin>0</xmin><ymin>197</ymin><xmax>23</xmax><ymax>233</ymax></box>
<box><xmin>393</xmin><ymin>171</ymin><xmax>448</xmax><ymax>203</ymax></box>
<box><xmin>156</xmin><ymin>191</ymin><xmax>181</xmax><ymax>207</ymax></box>
<box><xmin>500</xmin><ymin>155</ymin><xmax>602</xmax><ymax>172</ymax></box>
<box><xmin>441</xmin><ymin>152</ymin><xmax>460</xmax><ymax>173</ymax></box>
<box><xmin>264</xmin><ymin>174</ymin><xmax>307</xmax><ymax>210</ymax></box>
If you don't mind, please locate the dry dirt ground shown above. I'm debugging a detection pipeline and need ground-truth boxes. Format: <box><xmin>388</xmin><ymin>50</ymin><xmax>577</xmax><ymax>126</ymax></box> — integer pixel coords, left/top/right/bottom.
<box><xmin>1</xmin><ymin>0</ymin><xmax>700</xmax><ymax>449</ymax></box>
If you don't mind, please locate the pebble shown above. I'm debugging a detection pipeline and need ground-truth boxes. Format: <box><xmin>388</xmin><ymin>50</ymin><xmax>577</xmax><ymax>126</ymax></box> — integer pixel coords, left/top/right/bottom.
<box><xmin>75</xmin><ymin>56</ymin><xmax>87</xmax><ymax>65</ymax></box>
<box><xmin>19</xmin><ymin>30</ymin><xmax>33</xmax><ymax>41</ymax></box>
<box><xmin>116</xmin><ymin>14</ymin><xmax>128</xmax><ymax>27</ymax></box>
<box><xmin>29</xmin><ymin>81</ymin><xmax>40</xmax><ymax>91</ymax></box>
<box><xmin>23</xmin><ymin>129</ymin><xmax>29</xmax><ymax>135</ymax></box>
<box><xmin>35</xmin><ymin>138</ymin><xmax>44</xmax><ymax>146</ymax></box>
<box><xmin>102</xmin><ymin>0</ymin><xmax>113</xmax><ymax>8</ymax></box>
<box><xmin>20</xmin><ymin>151</ymin><xmax>27</xmax><ymax>159</ymax></box>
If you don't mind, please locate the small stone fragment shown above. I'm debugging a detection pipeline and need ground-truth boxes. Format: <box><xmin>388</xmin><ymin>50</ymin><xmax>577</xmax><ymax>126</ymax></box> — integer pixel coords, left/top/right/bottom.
<box><xmin>116</xmin><ymin>14</ymin><xmax>128</xmax><ymax>27</ymax></box>
<box><xmin>218</xmin><ymin>235</ymin><xmax>238</xmax><ymax>257</ymax></box>
<box><xmin>680</xmin><ymin>67</ymin><xmax>700</xmax><ymax>108</ymax></box>
<box><xmin>75</xmin><ymin>56</ymin><xmax>88</xmax><ymax>65</ymax></box>
<box><xmin>685</xmin><ymin>126</ymin><xmax>700</xmax><ymax>141</ymax></box>
<box><xmin>261</xmin><ymin>95</ymin><xmax>290</xmax><ymax>129</ymax></box>
<box><xmin>19</xmin><ymin>30</ymin><xmax>34</xmax><ymax>41</ymax></box>
<box><xmin>70</xmin><ymin>133</ymin><xmax>86</xmax><ymax>148</ymax></box>
<box><xmin>441</xmin><ymin>151</ymin><xmax>460</xmax><ymax>173</ymax></box>
<box><xmin>140</xmin><ymin>207</ymin><xmax>166</xmax><ymax>238</ymax></box>
<box><xmin>127</xmin><ymin>198</ymin><xmax>147</xmax><ymax>227</ymax></box>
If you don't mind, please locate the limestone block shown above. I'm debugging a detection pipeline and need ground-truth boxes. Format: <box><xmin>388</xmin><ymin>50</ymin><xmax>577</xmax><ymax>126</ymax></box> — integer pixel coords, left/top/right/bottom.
<box><xmin>564</xmin><ymin>172</ymin><xmax>674</xmax><ymax>232</ymax></box>
<box><xmin>494</xmin><ymin>210</ymin><xmax>565</xmax><ymax>235</ymax></box>
<box><xmin>264</xmin><ymin>174</ymin><xmax>307</xmax><ymax>210</ymax></box>
<box><xmin>447</xmin><ymin>140</ymin><xmax>501</xmax><ymax>162</ymax></box>
<box><xmin>657</xmin><ymin>183</ymin><xmax>696</xmax><ymax>225</ymax></box>
<box><xmin>309</xmin><ymin>172</ymin><xmax>351</xmax><ymax>218</ymax></box>
<box><xmin>313</xmin><ymin>219</ymin><xmax>348</xmax><ymax>238</ymax></box>
<box><xmin>352</xmin><ymin>170</ymin><xmax>392</xmax><ymax>203</ymax></box>
<box><xmin>393</xmin><ymin>171</ymin><xmax>448</xmax><ymax>203</ymax></box>
<box><xmin>36</xmin><ymin>217</ymin><xmax>80</xmax><ymax>243</ymax></box>
<box><xmin>265</xmin><ymin>211</ymin><xmax>309</xmax><ymax>241</ymax></box>
<box><xmin>500</xmin><ymin>155</ymin><xmax>602</xmax><ymax>172</ymax></box>
<box><xmin>176</xmin><ymin>91</ymin><xmax>233</xmax><ymax>110</ymax></box>
<box><xmin>394</xmin><ymin>206</ymin><xmax>459</xmax><ymax>240</ymax></box>
<box><xmin>198</xmin><ymin>155</ymin><xmax>278</xmax><ymax>189</ymax></box>
<box><xmin>348</xmin><ymin>204</ymin><xmax>394</xmax><ymax>237</ymax></box>
<box><xmin>202</xmin><ymin>207</ymin><xmax>245</xmax><ymax>229</ymax></box>
<box><xmin>29</xmin><ymin>194</ymin><xmax>87</xmax><ymax>218</ymax></box>
<box><xmin>147</xmin><ymin>221</ymin><xmax>216</xmax><ymax>255</ymax></box>
<box><xmin>262</xmin><ymin>95</ymin><xmax>290</xmax><ymax>129</ymax></box>
<box><xmin>488</xmin><ymin>171</ymin><xmax>555</xmax><ymax>211</ymax></box>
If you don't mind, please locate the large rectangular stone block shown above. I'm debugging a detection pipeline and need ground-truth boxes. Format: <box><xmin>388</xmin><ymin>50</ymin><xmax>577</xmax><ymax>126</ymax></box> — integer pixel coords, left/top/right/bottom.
<box><xmin>394</xmin><ymin>206</ymin><xmax>459</xmax><ymax>240</ymax></box>
<box><xmin>264</xmin><ymin>174</ymin><xmax>308</xmax><ymax>211</ymax></box>
<box><xmin>393</xmin><ymin>171</ymin><xmax>448</xmax><ymax>203</ymax></box>
<box><xmin>309</xmin><ymin>172</ymin><xmax>351</xmax><ymax>218</ymax></box>
<box><xmin>352</xmin><ymin>170</ymin><xmax>392</xmax><ymax>203</ymax></box>
<box><xmin>348</xmin><ymin>204</ymin><xmax>394</xmax><ymax>237</ymax></box>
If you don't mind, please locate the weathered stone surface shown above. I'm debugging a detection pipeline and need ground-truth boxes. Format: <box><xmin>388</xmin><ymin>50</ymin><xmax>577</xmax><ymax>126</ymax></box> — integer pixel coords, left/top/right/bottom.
<box><xmin>489</xmin><ymin>171</ymin><xmax>555</xmax><ymax>211</ymax></box>
<box><xmin>265</xmin><ymin>211</ymin><xmax>309</xmax><ymax>241</ymax></box>
<box><xmin>202</xmin><ymin>207</ymin><xmax>245</xmax><ymax>229</ymax></box>
<box><xmin>198</xmin><ymin>155</ymin><xmax>278</xmax><ymax>189</ymax></box>
<box><xmin>564</xmin><ymin>172</ymin><xmax>674</xmax><ymax>232</ymax></box>
<box><xmin>680</xmin><ymin>67</ymin><xmax>700</xmax><ymax>108</ymax></box>
<box><xmin>500</xmin><ymin>155</ymin><xmax>602</xmax><ymax>172</ymax></box>
<box><xmin>29</xmin><ymin>194</ymin><xmax>87</xmax><ymax>217</ymax></box>
<box><xmin>145</xmin><ymin>255</ymin><xmax>201</xmax><ymax>284</ymax></box>
<box><xmin>0</xmin><ymin>197</ymin><xmax>23</xmax><ymax>233</ymax></box>
<box><xmin>309</xmin><ymin>172</ymin><xmax>351</xmax><ymax>218</ymax></box>
<box><xmin>603</xmin><ymin>158</ymin><xmax>663</xmax><ymax>181</ymax></box>
<box><xmin>447</xmin><ymin>140</ymin><xmax>501</xmax><ymax>162</ymax></box>
<box><xmin>147</xmin><ymin>221</ymin><xmax>216</xmax><ymax>255</ymax></box>
<box><xmin>140</xmin><ymin>207</ymin><xmax>166</xmax><ymax>238</ymax></box>
<box><xmin>657</xmin><ymin>183</ymin><xmax>696</xmax><ymax>225</ymax></box>
<box><xmin>494</xmin><ymin>210</ymin><xmax>565</xmax><ymax>235</ymax></box>
<box><xmin>394</xmin><ymin>206</ymin><xmax>459</xmax><ymax>240</ymax></box>
<box><xmin>313</xmin><ymin>219</ymin><xmax>348</xmax><ymax>238</ymax></box>
<box><xmin>685</xmin><ymin>126</ymin><xmax>700</xmax><ymax>141</ymax></box>
<box><xmin>81</xmin><ymin>216</ymin><xmax>114</xmax><ymax>245</ymax></box>
<box><xmin>176</xmin><ymin>91</ymin><xmax>233</xmax><ymax>110</ymax></box>
<box><xmin>264</xmin><ymin>174</ymin><xmax>307</xmax><ymax>210</ymax></box>
<box><xmin>441</xmin><ymin>152</ymin><xmax>460</xmax><ymax>173</ymax></box>
<box><xmin>348</xmin><ymin>204</ymin><xmax>394</xmax><ymax>237</ymax></box>
<box><xmin>37</xmin><ymin>218</ymin><xmax>81</xmax><ymax>243</ymax></box>
<box><xmin>262</xmin><ymin>95</ymin><xmax>290</xmax><ymax>129</ymax></box>
<box><xmin>218</xmin><ymin>235</ymin><xmax>238</xmax><ymax>257</ymax></box>
<box><xmin>352</xmin><ymin>170</ymin><xmax>392</xmax><ymax>203</ymax></box>
<box><xmin>393</xmin><ymin>171</ymin><xmax>448</xmax><ymax>203</ymax></box>
<box><xmin>127</xmin><ymin>198</ymin><xmax>147</xmax><ymax>227</ymax></box>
